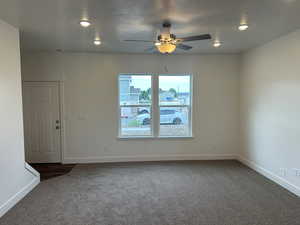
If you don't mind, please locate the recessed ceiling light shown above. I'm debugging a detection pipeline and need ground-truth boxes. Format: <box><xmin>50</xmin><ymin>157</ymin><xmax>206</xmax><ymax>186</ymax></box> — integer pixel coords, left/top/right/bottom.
<box><xmin>79</xmin><ymin>20</ymin><xmax>91</xmax><ymax>27</ymax></box>
<box><xmin>94</xmin><ymin>40</ymin><xmax>101</xmax><ymax>45</ymax></box>
<box><xmin>155</xmin><ymin>42</ymin><xmax>161</xmax><ymax>46</ymax></box>
<box><xmin>238</xmin><ymin>24</ymin><xmax>249</xmax><ymax>31</ymax></box>
<box><xmin>213</xmin><ymin>41</ymin><xmax>221</xmax><ymax>48</ymax></box>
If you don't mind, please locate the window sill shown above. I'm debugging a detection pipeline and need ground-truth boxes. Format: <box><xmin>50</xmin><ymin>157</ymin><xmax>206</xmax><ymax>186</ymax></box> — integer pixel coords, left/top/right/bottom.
<box><xmin>117</xmin><ymin>136</ymin><xmax>194</xmax><ymax>140</ymax></box>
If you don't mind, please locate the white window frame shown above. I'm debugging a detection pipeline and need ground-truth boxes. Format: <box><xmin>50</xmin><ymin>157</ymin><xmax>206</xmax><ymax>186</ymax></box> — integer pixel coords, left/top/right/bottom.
<box><xmin>118</xmin><ymin>73</ymin><xmax>193</xmax><ymax>139</ymax></box>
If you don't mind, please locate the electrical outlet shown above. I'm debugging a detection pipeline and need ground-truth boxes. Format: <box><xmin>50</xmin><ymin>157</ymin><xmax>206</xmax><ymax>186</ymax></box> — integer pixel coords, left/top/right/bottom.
<box><xmin>279</xmin><ymin>168</ymin><xmax>287</xmax><ymax>177</ymax></box>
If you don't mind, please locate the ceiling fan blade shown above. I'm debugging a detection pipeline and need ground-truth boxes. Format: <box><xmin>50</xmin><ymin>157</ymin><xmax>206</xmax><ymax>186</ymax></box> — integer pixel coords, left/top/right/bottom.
<box><xmin>179</xmin><ymin>34</ymin><xmax>212</xmax><ymax>42</ymax></box>
<box><xmin>123</xmin><ymin>40</ymin><xmax>154</xmax><ymax>42</ymax></box>
<box><xmin>177</xmin><ymin>44</ymin><xmax>193</xmax><ymax>50</ymax></box>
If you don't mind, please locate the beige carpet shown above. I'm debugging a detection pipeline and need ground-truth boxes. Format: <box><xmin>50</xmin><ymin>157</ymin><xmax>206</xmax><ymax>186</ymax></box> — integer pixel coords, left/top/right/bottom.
<box><xmin>1</xmin><ymin>160</ymin><xmax>300</xmax><ymax>225</ymax></box>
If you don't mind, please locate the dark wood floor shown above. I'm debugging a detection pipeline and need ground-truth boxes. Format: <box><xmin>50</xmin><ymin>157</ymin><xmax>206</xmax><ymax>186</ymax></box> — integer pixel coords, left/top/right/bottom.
<box><xmin>30</xmin><ymin>163</ymin><xmax>76</xmax><ymax>181</ymax></box>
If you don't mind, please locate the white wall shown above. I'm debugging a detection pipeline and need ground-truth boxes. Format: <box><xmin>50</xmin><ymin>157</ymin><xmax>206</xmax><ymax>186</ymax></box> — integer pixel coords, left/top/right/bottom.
<box><xmin>240</xmin><ymin>29</ymin><xmax>300</xmax><ymax>195</ymax></box>
<box><xmin>0</xmin><ymin>20</ymin><xmax>39</xmax><ymax>217</ymax></box>
<box><xmin>21</xmin><ymin>53</ymin><xmax>240</xmax><ymax>162</ymax></box>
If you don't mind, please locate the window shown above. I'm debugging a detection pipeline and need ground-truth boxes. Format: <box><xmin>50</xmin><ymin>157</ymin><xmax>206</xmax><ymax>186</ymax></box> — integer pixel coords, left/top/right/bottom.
<box><xmin>119</xmin><ymin>75</ymin><xmax>152</xmax><ymax>137</ymax></box>
<box><xmin>159</xmin><ymin>75</ymin><xmax>191</xmax><ymax>137</ymax></box>
<box><xmin>118</xmin><ymin>74</ymin><xmax>192</xmax><ymax>138</ymax></box>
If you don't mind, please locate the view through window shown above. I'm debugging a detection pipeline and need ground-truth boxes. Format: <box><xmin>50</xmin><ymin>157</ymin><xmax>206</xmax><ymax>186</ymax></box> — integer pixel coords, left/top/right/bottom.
<box><xmin>119</xmin><ymin>75</ymin><xmax>152</xmax><ymax>136</ymax></box>
<box><xmin>118</xmin><ymin>74</ymin><xmax>192</xmax><ymax>137</ymax></box>
<box><xmin>159</xmin><ymin>75</ymin><xmax>191</xmax><ymax>136</ymax></box>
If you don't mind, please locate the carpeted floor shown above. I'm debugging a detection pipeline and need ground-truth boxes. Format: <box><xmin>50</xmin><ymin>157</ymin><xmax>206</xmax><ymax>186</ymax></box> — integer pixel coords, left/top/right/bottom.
<box><xmin>1</xmin><ymin>160</ymin><xmax>300</xmax><ymax>225</ymax></box>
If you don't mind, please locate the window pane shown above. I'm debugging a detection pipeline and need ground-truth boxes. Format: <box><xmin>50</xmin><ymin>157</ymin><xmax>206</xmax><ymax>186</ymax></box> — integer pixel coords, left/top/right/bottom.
<box><xmin>159</xmin><ymin>75</ymin><xmax>190</xmax><ymax>106</ymax></box>
<box><xmin>119</xmin><ymin>75</ymin><xmax>151</xmax><ymax>105</ymax></box>
<box><xmin>159</xmin><ymin>107</ymin><xmax>190</xmax><ymax>136</ymax></box>
<box><xmin>120</xmin><ymin>107</ymin><xmax>151</xmax><ymax>136</ymax></box>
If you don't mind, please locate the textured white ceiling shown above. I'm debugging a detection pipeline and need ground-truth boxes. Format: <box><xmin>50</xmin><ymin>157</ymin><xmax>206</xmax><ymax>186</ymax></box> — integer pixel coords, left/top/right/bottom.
<box><xmin>0</xmin><ymin>0</ymin><xmax>300</xmax><ymax>53</ymax></box>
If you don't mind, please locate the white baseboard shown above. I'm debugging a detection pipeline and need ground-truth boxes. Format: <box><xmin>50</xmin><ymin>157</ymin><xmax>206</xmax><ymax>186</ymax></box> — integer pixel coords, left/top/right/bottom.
<box><xmin>238</xmin><ymin>156</ymin><xmax>300</xmax><ymax>197</ymax></box>
<box><xmin>0</xmin><ymin>176</ymin><xmax>40</xmax><ymax>217</ymax></box>
<box><xmin>63</xmin><ymin>154</ymin><xmax>237</xmax><ymax>164</ymax></box>
<box><xmin>25</xmin><ymin>162</ymin><xmax>40</xmax><ymax>177</ymax></box>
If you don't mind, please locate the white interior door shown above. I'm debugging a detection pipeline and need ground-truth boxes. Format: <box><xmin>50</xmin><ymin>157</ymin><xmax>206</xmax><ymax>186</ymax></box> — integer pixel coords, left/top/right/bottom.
<box><xmin>22</xmin><ymin>82</ymin><xmax>61</xmax><ymax>163</ymax></box>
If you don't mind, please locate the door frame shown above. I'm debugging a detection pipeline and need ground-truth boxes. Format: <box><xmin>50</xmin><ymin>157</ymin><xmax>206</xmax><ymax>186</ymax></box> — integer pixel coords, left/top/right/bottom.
<box><xmin>22</xmin><ymin>81</ymin><xmax>65</xmax><ymax>163</ymax></box>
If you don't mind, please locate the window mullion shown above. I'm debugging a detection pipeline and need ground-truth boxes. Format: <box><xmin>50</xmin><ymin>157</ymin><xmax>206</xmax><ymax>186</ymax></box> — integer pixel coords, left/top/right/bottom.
<box><xmin>120</xmin><ymin>104</ymin><xmax>151</xmax><ymax>107</ymax></box>
<box><xmin>152</xmin><ymin>74</ymin><xmax>159</xmax><ymax>137</ymax></box>
<box><xmin>158</xmin><ymin>105</ymin><xmax>189</xmax><ymax>107</ymax></box>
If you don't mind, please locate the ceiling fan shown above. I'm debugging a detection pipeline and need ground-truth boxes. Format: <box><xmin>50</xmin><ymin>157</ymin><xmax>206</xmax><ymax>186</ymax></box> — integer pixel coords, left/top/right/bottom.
<box><xmin>123</xmin><ymin>21</ymin><xmax>212</xmax><ymax>54</ymax></box>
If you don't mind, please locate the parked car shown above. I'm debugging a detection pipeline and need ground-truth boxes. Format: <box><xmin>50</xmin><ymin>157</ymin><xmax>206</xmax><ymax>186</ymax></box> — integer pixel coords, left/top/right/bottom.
<box><xmin>138</xmin><ymin>108</ymin><xmax>149</xmax><ymax>115</ymax></box>
<box><xmin>136</xmin><ymin>109</ymin><xmax>185</xmax><ymax>125</ymax></box>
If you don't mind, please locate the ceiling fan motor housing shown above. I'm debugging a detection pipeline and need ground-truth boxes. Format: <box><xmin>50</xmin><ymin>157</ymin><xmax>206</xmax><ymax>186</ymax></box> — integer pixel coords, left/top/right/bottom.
<box><xmin>162</xmin><ymin>21</ymin><xmax>171</xmax><ymax>28</ymax></box>
<box><xmin>158</xmin><ymin>34</ymin><xmax>176</xmax><ymax>42</ymax></box>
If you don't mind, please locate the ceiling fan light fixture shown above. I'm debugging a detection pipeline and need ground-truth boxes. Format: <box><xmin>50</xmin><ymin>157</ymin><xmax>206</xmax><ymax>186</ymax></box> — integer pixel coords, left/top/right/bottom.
<box><xmin>213</xmin><ymin>41</ymin><xmax>221</xmax><ymax>48</ymax></box>
<box><xmin>156</xmin><ymin>43</ymin><xmax>176</xmax><ymax>54</ymax></box>
<box><xmin>238</xmin><ymin>23</ymin><xmax>249</xmax><ymax>31</ymax></box>
<box><xmin>94</xmin><ymin>40</ymin><xmax>101</xmax><ymax>45</ymax></box>
<box><xmin>79</xmin><ymin>20</ymin><xmax>91</xmax><ymax>27</ymax></box>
